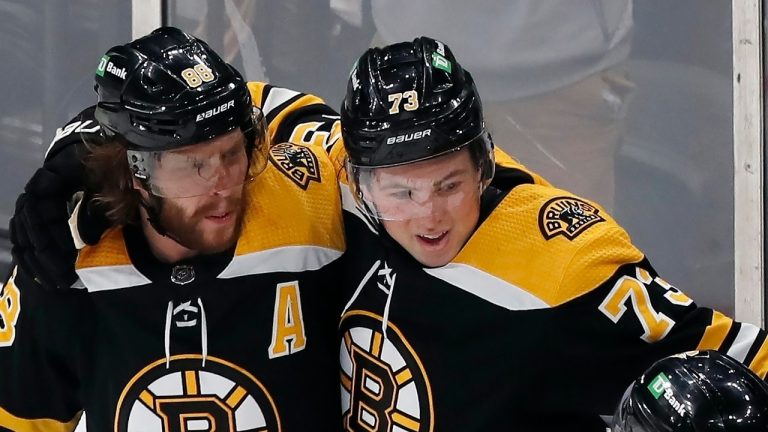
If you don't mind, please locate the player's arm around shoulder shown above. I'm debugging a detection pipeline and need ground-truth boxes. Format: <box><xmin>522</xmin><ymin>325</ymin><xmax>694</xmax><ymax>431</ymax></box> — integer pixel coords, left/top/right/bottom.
<box><xmin>0</xmin><ymin>264</ymin><xmax>85</xmax><ymax>431</ymax></box>
<box><xmin>246</xmin><ymin>81</ymin><xmax>345</xmax><ymax>174</ymax></box>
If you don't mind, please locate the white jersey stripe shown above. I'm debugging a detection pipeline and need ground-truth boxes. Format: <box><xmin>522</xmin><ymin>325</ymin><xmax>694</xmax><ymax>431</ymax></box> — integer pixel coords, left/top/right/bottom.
<box><xmin>218</xmin><ymin>245</ymin><xmax>343</xmax><ymax>279</ymax></box>
<box><xmin>424</xmin><ymin>263</ymin><xmax>550</xmax><ymax>311</ymax></box>
<box><xmin>76</xmin><ymin>265</ymin><xmax>152</xmax><ymax>292</ymax></box>
<box><xmin>262</xmin><ymin>87</ymin><xmax>301</xmax><ymax>117</ymax></box>
<box><xmin>727</xmin><ymin>323</ymin><xmax>762</xmax><ymax>362</ymax></box>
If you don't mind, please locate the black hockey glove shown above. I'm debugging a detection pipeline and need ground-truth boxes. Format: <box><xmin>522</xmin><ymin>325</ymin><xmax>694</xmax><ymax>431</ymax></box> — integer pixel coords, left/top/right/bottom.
<box><xmin>9</xmin><ymin>142</ymin><xmax>109</xmax><ymax>290</ymax></box>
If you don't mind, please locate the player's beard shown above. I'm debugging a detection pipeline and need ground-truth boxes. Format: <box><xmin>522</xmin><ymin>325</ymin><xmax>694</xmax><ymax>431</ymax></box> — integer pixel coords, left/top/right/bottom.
<box><xmin>158</xmin><ymin>188</ymin><xmax>246</xmax><ymax>254</ymax></box>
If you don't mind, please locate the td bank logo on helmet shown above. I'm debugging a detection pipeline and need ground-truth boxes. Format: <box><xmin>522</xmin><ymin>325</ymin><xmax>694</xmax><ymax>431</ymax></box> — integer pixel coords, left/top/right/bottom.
<box><xmin>96</xmin><ymin>55</ymin><xmax>127</xmax><ymax>80</ymax></box>
<box><xmin>648</xmin><ymin>372</ymin><xmax>687</xmax><ymax>417</ymax></box>
<box><xmin>196</xmin><ymin>100</ymin><xmax>235</xmax><ymax>122</ymax></box>
<box><xmin>386</xmin><ymin>128</ymin><xmax>431</xmax><ymax>145</ymax></box>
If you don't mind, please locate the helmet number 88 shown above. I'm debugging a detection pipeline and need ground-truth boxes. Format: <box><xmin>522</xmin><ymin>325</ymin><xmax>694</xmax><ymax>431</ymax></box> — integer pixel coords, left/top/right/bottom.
<box><xmin>388</xmin><ymin>90</ymin><xmax>419</xmax><ymax>114</ymax></box>
<box><xmin>181</xmin><ymin>63</ymin><xmax>215</xmax><ymax>88</ymax></box>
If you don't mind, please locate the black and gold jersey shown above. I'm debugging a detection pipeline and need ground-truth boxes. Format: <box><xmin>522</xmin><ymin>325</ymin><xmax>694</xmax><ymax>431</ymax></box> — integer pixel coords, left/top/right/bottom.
<box><xmin>0</xmin><ymin>82</ymin><xmax>346</xmax><ymax>432</ymax></box>
<box><xmin>337</xmin><ymin>163</ymin><xmax>768</xmax><ymax>431</ymax></box>
<box><xmin>235</xmin><ymin>93</ymin><xmax>765</xmax><ymax>430</ymax></box>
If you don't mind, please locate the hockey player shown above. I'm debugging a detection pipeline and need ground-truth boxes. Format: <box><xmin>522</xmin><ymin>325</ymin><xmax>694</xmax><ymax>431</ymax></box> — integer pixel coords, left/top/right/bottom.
<box><xmin>8</xmin><ymin>35</ymin><xmax>768</xmax><ymax>430</ymax></box>
<box><xmin>0</xmin><ymin>28</ymin><xmax>345</xmax><ymax>431</ymax></box>
<box><xmin>332</xmin><ymin>38</ymin><xmax>768</xmax><ymax>430</ymax></box>
<box><xmin>612</xmin><ymin>350</ymin><xmax>768</xmax><ymax>431</ymax></box>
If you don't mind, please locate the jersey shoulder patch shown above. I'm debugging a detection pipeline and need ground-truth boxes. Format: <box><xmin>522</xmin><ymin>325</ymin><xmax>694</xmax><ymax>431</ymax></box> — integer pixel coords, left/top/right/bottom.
<box><xmin>268</xmin><ymin>142</ymin><xmax>322</xmax><ymax>190</ymax></box>
<box><xmin>538</xmin><ymin>196</ymin><xmax>605</xmax><ymax>241</ymax></box>
<box><xmin>452</xmin><ymin>184</ymin><xmax>643</xmax><ymax>307</ymax></box>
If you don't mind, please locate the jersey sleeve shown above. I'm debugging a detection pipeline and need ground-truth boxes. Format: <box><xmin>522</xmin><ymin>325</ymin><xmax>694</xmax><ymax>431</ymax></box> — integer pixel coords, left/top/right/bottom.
<box><xmin>247</xmin><ymin>82</ymin><xmax>342</xmax><ymax>147</ymax></box>
<box><xmin>565</xmin><ymin>226</ymin><xmax>768</xmax><ymax>380</ymax></box>
<box><xmin>0</xmin><ymin>265</ymin><xmax>84</xmax><ymax>432</ymax></box>
<box><xmin>44</xmin><ymin>106</ymin><xmax>100</xmax><ymax>163</ymax></box>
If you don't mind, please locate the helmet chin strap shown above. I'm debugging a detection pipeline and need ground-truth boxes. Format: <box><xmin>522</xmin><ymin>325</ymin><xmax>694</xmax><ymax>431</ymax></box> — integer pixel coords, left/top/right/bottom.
<box><xmin>138</xmin><ymin>191</ymin><xmax>190</xmax><ymax>248</ymax></box>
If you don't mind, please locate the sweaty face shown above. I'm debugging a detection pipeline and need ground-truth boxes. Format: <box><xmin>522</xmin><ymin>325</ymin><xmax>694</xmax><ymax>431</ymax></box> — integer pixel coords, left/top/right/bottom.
<box><xmin>140</xmin><ymin>130</ymin><xmax>249</xmax><ymax>254</ymax></box>
<box><xmin>367</xmin><ymin>149</ymin><xmax>482</xmax><ymax>267</ymax></box>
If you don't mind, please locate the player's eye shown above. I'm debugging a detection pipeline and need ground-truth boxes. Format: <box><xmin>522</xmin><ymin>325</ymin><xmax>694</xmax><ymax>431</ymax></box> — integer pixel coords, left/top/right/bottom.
<box><xmin>389</xmin><ymin>190</ymin><xmax>411</xmax><ymax>200</ymax></box>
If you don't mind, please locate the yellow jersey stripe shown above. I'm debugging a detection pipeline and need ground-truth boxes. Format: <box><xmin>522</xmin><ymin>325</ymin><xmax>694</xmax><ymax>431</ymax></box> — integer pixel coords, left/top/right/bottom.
<box><xmin>247</xmin><ymin>81</ymin><xmax>267</xmax><ymax>110</ymax></box>
<box><xmin>695</xmin><ymin>310</ymin><xmax>733</xmax><ymax>351</ymax></box>
<box><xmin>0</xmin><ymin>407</ymin><xmax>81</xmax><ymax>432</ymax></box>
<box><xmin>748</xmin><ymin>340</ymin><xmax>768</xmax><ymax>379</ymax></box>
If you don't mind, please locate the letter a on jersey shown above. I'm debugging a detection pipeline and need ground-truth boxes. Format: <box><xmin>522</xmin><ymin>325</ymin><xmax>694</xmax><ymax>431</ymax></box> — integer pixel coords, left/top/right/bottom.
<box><xmin>268</xmin><ymin>281</ymin><xmax>307</xmax><ymax>358</ymax></box>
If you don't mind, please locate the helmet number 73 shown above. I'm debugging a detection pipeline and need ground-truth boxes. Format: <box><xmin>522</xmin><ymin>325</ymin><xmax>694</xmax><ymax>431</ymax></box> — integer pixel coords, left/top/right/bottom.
<box><xmin>388</xmin><ymin>90</ymin><xmax>419</xmax><ymax>114</ymax></box>
<box><xmin>598</xmin><ymin>267</ymin><xmax>692</xmax><ymax>343</ymax></box>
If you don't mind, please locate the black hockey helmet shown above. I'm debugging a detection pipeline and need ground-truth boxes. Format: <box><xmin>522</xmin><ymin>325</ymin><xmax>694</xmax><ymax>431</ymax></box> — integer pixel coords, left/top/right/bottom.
<box><xmin>341</xmin><ymin>37</ymin><xmax>494</xmax><ymax>220</ymax></box>
<box><xmin>341</xmin><ymin>36</ymin><xmax>493</xmax><ymax>171</ymax></box>
<box><xmin>93</xmin><ymin>26</ymin><xmax>268</xmax><ymax>198</ymax></box>
<box><xmin>612</xmin><ymin>350</ymin><xmax>768</xmax><ymax>432</ymax></box>
<box><xmin>94</xmin><ymin>26</ymin><xmax>264</xmax><ymax>153</ymax></box>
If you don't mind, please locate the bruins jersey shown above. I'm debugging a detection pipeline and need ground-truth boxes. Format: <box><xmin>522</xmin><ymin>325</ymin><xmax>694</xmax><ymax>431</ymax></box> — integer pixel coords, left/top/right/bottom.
<box><xmin>334</xmin><ymin>158</ymin><xmax>768</xmax><ymax>430</ymax></box>
<box><xmin>0</xmin><ymin>83</ymin><xmax>346</xmax><ymax>431</ymax></box>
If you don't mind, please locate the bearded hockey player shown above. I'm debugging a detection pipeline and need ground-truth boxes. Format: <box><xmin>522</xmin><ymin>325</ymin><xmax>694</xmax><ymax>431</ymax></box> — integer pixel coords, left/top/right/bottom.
<box><xmin>612</xmin><ymin>350</ymin><xmax>768</xmax><ymax>431</ymax></box>
<box><xmin>0</xmin><ymin>27</ymin><xmax>345</xmax><ymax>431</ymax></box>
<box><xmin>7</xmin><ymin>33</ymin><xmax>768</xmax><ymax>431</ymax></box>
<box><xmin>332</xmin><ymin>37</ymin><xmax>768</xmax><ymax>430</ymax></box>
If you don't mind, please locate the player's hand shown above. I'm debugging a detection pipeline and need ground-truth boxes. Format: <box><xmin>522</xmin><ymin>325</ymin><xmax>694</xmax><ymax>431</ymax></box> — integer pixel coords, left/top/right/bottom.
<box><xmin>8</xmin><ymin>142</ymin><xmax>90</xmax><ymax>290</ymax></box>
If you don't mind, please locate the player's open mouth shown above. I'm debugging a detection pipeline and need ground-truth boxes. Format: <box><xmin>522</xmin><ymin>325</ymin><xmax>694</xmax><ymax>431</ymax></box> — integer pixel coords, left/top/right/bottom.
<box><xmin>417</xmin><ymin>231</ymin><xmax>447</xmax><ymax>246</ymax></box>
<box><xmin>205</xmin><ymin>212</ymin><xmax>232</xmax><ymax>224</ymax></box>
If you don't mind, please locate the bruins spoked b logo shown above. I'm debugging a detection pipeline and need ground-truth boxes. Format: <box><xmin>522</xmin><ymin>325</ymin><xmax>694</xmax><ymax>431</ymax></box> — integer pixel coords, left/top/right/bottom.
<box><xmin>538</xmin><ymin>196</ymin><xmax>605</xmax><ymax>241</ymax></box>
<box><xmin>340</xmin><ymin>311</ymin><xmax>433</xmax><ymax>432</ymax></box>
<box><xmin>115</xmin><ymin>355</ymin><xmax>280</xmax><ymax>432</ymax></box>
<box><xmin>268</xmin><ymin>142</ymin><xmax>321</xmax><ymax>190</ymax></box>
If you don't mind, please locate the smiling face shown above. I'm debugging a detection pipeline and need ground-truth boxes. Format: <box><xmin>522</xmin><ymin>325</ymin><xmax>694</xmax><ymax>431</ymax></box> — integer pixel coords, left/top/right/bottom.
<box><xmin>365</xmin><ymin>148</ymin><xmax>482</xmax><ymax>267</ymax></box>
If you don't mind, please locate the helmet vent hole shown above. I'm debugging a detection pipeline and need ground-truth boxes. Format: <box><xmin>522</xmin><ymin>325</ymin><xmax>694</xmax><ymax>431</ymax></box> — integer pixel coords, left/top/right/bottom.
<box><xmin>130</xmin><ymin>115</ymin><xmax>183</xmax><ymax>137</ymax></box>
<box><xmin>141</xmin><ymin>74</ymin><xmax>162</xmax><ymax>92</ymax></box>
<box><xmin>431</xmin><ymin>70</ymin><xmax>453</xmax><ymax>92</ymax></box>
